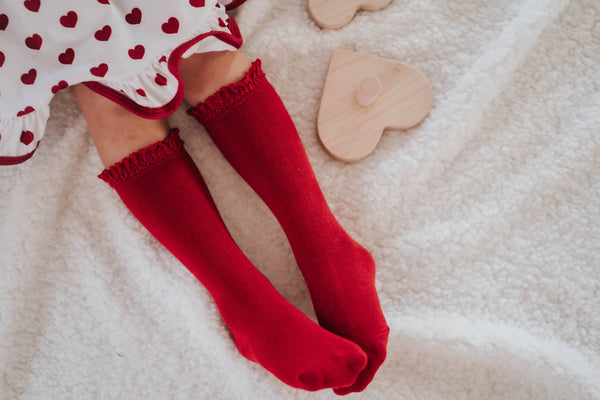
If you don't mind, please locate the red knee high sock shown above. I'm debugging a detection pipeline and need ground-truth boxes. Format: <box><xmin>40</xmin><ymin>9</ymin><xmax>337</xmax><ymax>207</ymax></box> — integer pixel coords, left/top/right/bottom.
<box><xmin>188</xmin><ymin>61</ymin><xmax>390</xmax><ymax>395</ymax></box>
<box><xmin>98</xmin><ymin>129</ymin><xmax>367</xmax><ymax>391</ymax></box>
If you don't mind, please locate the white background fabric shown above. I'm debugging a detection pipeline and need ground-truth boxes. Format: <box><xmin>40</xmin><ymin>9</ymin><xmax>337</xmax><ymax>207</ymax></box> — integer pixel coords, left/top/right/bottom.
<box><xmin>1</xmin><ymin>0</ymin><xmax>599</xmax><ymax>398</ymax></box>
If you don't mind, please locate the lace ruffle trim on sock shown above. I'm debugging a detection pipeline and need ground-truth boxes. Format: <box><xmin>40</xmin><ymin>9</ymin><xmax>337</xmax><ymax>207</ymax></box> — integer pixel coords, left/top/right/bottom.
<box><xmin>98</xmin><ymin>128</ymin><xmax>183</xmax><ymax>188</ymax></box>
<box><xmin>187</xmin><ymin>59</ymin><xmax>266</xmax><ymax>123</ymax></box>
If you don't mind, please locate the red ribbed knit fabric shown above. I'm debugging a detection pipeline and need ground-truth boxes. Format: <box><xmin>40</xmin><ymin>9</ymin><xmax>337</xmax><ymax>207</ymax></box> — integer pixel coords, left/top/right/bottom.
<box><xmin>188</xmin><ymin>61</ymin><xmax>390</xmax><ymax>395</ymax></box>
<box><xmin>98</xmin><ymin>129</ymin><xmax>367</xmax><ymax>391</ymax></box>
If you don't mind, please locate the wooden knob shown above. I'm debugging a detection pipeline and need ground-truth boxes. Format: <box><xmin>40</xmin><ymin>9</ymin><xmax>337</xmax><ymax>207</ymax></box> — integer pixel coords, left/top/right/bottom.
<box><xmin>356</xmin><ymin>75</ymin><xmax>382</xmax><ymax>107</ymax></box>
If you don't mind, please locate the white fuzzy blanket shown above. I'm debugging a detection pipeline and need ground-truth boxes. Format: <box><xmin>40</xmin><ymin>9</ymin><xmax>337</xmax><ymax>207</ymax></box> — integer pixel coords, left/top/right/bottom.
<box><xmin>2</xmin><ymin>0</ymin><xmax>599</xmax><ymax>399</ymax></box>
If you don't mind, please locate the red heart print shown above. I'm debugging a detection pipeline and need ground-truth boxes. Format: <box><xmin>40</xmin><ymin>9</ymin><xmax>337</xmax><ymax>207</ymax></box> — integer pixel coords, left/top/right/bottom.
<box><xmin>94</xmin><ymin>25</ymin><xmax>112</xmax><ymax>41</ymax></box>
<box><xmin>17</xmin><ymin>106</ymin><xmax>35</xmax><ymax>117</ymax></box>
<box><xmin>23</xmin><ymin>0</ymin><xmax>40</xmax><ymax>12</ymax></box>
<box><xmin>58</xmin><ymin>48</ymin><xmax>75</xmax><ymax>64</ymax></box>
<box><xmin>159</xmin><ymin>55</ymin><xmax>167</xmax><ymax>63</ymax></box>
<box><xmin>90</xmin><ymin>63</ymin><xmax>108</xmax><ymax>77</ymax></box>
<box><xmin>52</xmin><ymin>80</ymin><xmax>68</xmax><ymax>94</ymax></box>
<box><xmin>189</xmin><ymin>0</ymin><xmax>205</xmax><ymax>6</ymax></box>
<box><xmin>97</xmin><ymin>0</ymin><xmax>110</xmax><ymax>4</ymax></box>
<box><xmin>0</xmin><ymin>14</ymin><xmax>8</xmax><ymax>30</ymax></box>
<box><xmin>155</xmin><ymin>73</ymin><xmax>167</xmax><ymax>86</ymax></box>
<box><xmin>128</xmin><ymin>45</ymin><xmax>145</xmax><ymax>60</ymax></box>
<box><xmin>25</xmin><ymin>34</ymin><xmax>42</xmax><ymax>50</ymax></box>
<box><xmin>125</xmin><ymin>7</ymin><xmax>142</xmax><ymax>24</ymax></box>
<box><xmin>162</xmin><ymin>17</ymin><xmax>179</xmax><ymax>34</ymax></box>
<box><xmin>218</xmin><ymin>17</ymin><xmax>227</xmax><ymax>27</ymax></box>
<box><xmin>60</xmin><ymin>11</ymin><xmax>78</xmax><ymax>28</ymax></box>
<box><xmin>0</xmin><ymin>51</ymin><xmax>4</xmax><ymax>68</ymax></box>
<box><xmin>20</xmin><ymin>130</ymin><xmax>34</xmax><ymax>145</ymax></box>
<box><xmin>136</xmin><ymin>89</ymin><xmax>147</xmax><ymax>97</ymax></box>
<box><xmin>215</xmin><ymin>3</ymin><xmax>221</xmax><ymax>8</ymax></box>
<box><xmin>21</xmin><ymin>69</ymin><xmax>37</xmax><ymax>84</ymax></box>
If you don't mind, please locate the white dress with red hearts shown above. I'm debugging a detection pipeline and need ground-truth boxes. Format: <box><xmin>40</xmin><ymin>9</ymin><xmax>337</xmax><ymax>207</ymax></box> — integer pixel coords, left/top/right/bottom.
<box><xmin>0</xmin><ymin>0</ymin><xmax>246</xmax><ymax>165</ymax></box>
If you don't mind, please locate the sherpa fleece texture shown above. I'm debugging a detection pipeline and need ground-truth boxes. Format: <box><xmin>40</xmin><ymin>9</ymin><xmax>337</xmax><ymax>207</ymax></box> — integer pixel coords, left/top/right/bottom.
<box><xmin>1</xmin><ymin>0</ymin><xmax>599</xmax><ymax>399</ymax></box>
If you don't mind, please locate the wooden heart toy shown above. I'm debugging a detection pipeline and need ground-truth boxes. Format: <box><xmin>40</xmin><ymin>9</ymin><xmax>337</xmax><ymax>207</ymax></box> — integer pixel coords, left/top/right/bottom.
<box><xmin>308</xmin><ymin>0</ymin><xmax>393</xmax><ymax>30</ymax></box>
<box><xmin>317</xmin><ymin>49</ymin><xmax>434</xmax><ymax>162</ymax></box>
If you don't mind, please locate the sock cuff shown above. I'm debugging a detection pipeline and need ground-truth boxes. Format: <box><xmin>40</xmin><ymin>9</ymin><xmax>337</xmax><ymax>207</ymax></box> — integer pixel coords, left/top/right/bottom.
<box><xmin>98</xmin><ymin>128</ymin><xmax>184</xmax><ymax>188</ymax></box>
<box><xmin>187</xmin><ymin>59</ymin><xmax>266</xmax><ymax>123</ymax></box>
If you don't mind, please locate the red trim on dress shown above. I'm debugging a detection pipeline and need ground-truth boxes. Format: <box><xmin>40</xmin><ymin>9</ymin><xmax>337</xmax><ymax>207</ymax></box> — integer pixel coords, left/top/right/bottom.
<box><xmin>83</xmin><ymin>18</ymin><xmax>243</xmax><ymax>119</ymax></box>
<box><xmin>225</xmin><ymin>0</ymin><xmax>248</xmax><ymax>10</ymax></box>
<box><xmin>0</xmin><ymin>143</ymin><xmax>39</xmax><ymax>165</ymax></box>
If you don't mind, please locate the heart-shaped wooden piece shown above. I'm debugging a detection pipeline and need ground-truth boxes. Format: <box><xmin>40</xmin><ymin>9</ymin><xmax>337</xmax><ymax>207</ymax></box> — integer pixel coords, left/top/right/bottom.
<box><xmin>317</xmin><ymin>49</ymin><xmax>433</xmax><ymax>162</ymax></box>
<box><xmin>308</xmin><ymin>0</ymin><xmax>392</xmax><ymax>29</ymax></box>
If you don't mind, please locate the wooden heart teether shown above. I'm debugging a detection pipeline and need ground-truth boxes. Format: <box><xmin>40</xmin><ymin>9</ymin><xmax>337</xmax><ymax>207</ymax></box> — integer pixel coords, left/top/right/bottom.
<box><xmin>308</xmin><ymin>0</ymin><xmax>393</xmax><ymax>30</ymax></box>
<box><xmin>317</xmin><ymin>49</ymin><xmax>433</xmax><ymax>162</ymax></box>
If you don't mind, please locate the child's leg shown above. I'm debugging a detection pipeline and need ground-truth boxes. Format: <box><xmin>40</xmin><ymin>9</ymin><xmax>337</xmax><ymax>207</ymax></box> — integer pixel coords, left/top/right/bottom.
<box><xmin>183</xmin><ymin>55</ymin><xmax>389</xmax><ymax>395</ymax></box>
<box><xmin>71</xmin><ymin>84</ymin><xmax>169</xmax><ymax>168</ymax></box>
<box><xmin>179</xmin><ymin>50</ymin><xmax>252</xmax><ymax>105</ymax></box>
<box><xmin>72</xmin><ymin>83</ymin><xmax>367</xmax><ymax>391</ymax></box>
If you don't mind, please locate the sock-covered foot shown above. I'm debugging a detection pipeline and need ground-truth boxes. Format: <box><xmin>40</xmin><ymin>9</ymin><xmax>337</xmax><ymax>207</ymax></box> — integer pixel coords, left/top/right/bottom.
<box><xmin>188</xmin><ymin>61</ymin><xmax>390</xmax><ymax>394</ymax></box>
<box><xmin>98</xmin><ymin>129</ymin><xmax>367</xmax><ymax>391</ymax></box>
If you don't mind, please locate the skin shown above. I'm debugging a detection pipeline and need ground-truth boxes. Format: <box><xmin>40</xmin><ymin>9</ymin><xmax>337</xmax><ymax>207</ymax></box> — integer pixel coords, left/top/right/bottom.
<box><xmin>71</xmin><ymin>50</ymin><xmax>251</xmax><ymax>168</ymax></box>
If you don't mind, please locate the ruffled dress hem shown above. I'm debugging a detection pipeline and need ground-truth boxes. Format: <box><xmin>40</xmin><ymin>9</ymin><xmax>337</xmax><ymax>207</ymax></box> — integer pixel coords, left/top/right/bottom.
<box><xmin>0</xmin><ymin>1</ymin><xmax>245</xmax><ymax>166</ymax></box>
<box><xmin>83</xmin><ymin>18</ymin><xmax>243</xmax><ymax>120</ymax></box>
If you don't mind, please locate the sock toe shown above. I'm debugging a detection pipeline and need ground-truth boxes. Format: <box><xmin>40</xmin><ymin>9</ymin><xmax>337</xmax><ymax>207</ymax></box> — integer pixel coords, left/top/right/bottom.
<box><xmin>298</xmin><ymin>368</ymin><xmax>323</xmax><ymax>392</ymax></box>
<box><xmin>329</xmin><ymin>349</ymin><xmax>369</xmax><ymax>389</ymax></box>
<box><xmin>345</xmin><ymin>349</ymin><xmax>369</xmax><ymax>378</ymax></box>
<box><xmin>333</xmin><ymin>329</ymin><xmax>389</xmax><ymax>395</ymax></box>
<box><xmin>298</xmin><ymin>346</ymin><xmax>368</xmax><ymax>391</ymax></box>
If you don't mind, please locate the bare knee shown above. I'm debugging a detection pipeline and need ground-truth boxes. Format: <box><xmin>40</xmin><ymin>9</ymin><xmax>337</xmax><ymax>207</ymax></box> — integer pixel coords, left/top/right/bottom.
<box><xmin>72</xmin><ymin>83</ymin><xmax>169</xmax><ymax>168</ymax></box>
<box><xmin>179</xmin><ymin>50</ymin><xmax>251</xmax><ymax>105</ymax></box>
